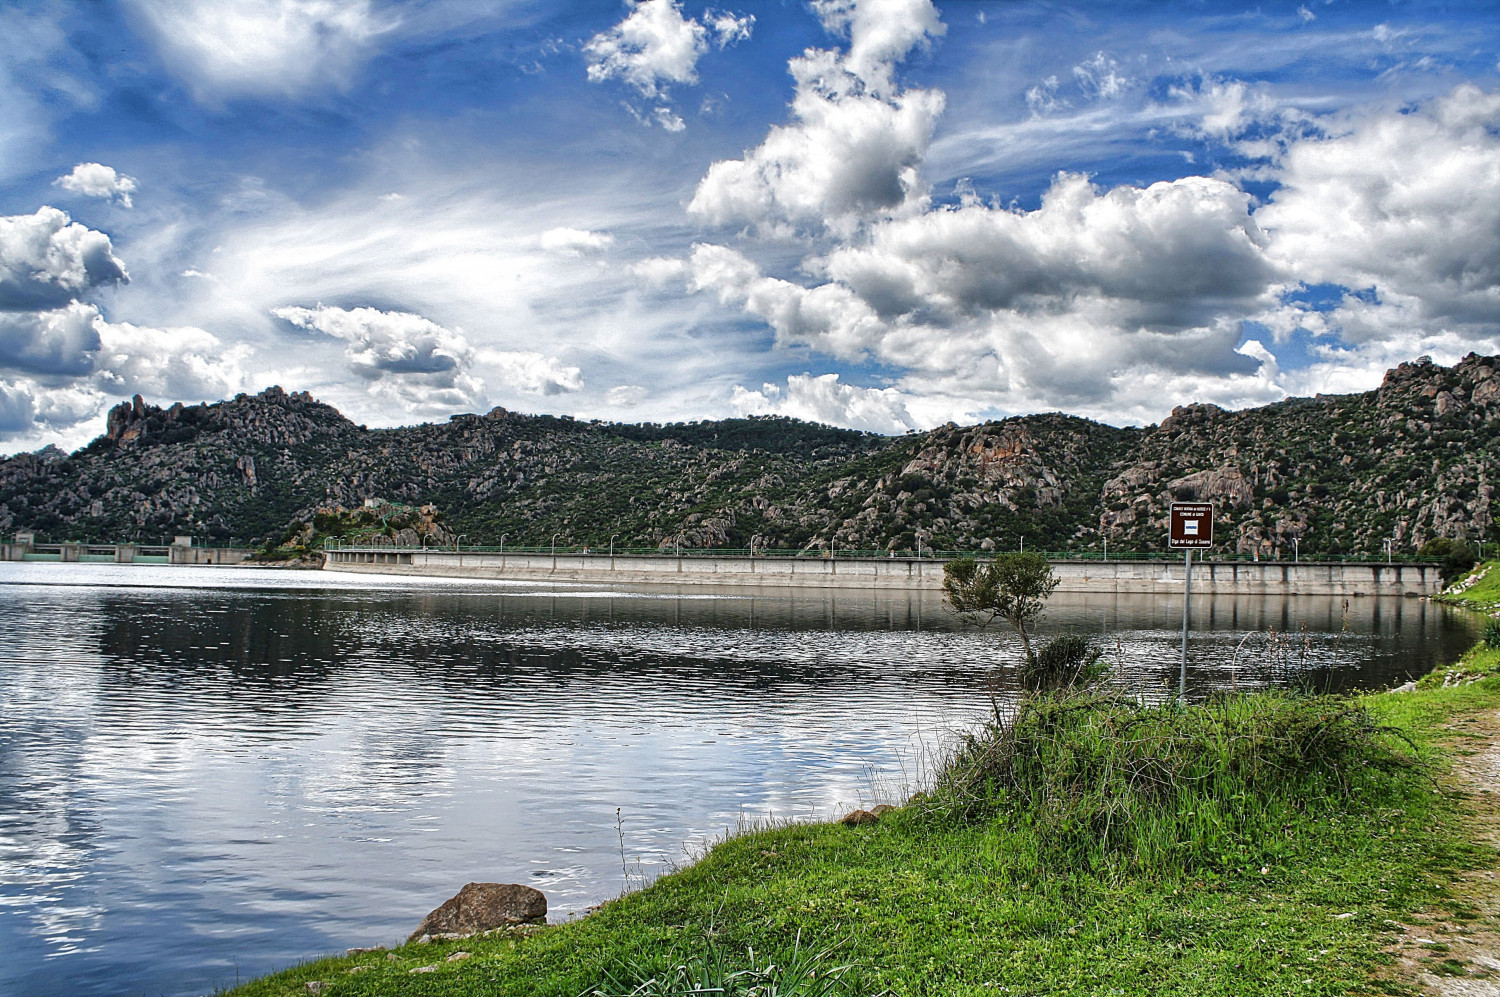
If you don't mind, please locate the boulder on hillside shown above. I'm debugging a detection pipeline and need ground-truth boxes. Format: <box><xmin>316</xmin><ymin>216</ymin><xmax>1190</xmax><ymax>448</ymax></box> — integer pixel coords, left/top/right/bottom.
<box><xmin>407</xmin><ymin>883</ymin><xmax>546</xmax><ymax>942</ymax></box>
<box><xmin>1158</xmin><ymin>402</ymin><xmax>1226</xmax><ymax>434</ymax></box>
<box><xmin>1166</xmin><ymin>465</ymin><xmax>1254</xmax><ymax>507</ymax></box>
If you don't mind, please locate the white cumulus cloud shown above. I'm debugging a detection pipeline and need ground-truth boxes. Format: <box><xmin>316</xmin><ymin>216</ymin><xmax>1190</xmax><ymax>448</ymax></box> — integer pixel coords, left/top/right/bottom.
<box><xmin>1258</xmin><ymin>84</ymin><xmax>1500</xmax><ymax>344</ymax></box>
<box><xmin>822</xmin><ymin>172</ymin><xmax>1277</xmax><ymax>332</ymax></box>
<box><xmin>675</xmin><ymin>78</ymin><xmax>1500</xmax><ymax>425</ymax></box>
<box><xmin>0</xmin><ymin>207</ymin><xmax>129</xmax><ymax>312</ymax></box>
<box><xmin>477</xmin><ymin>348</ymin><xmax>583</xmax><ymax>396</ymax></box>
<box><xmin>0</xmin><ymin>376</ymin><xmax>106</xmax><ymax>439</ymax></box>
<box><xmin>810</xmin><ymin>0</ymin><xmax>945</xmax><ymax>95</ymax></box>
<box><xmin>1072</xmin><ymin>52</ymin><xmax>1131</xmax><ymax>101</ymax></box>
<box><xmin>1025</xmin><ymin>75</ymin><xmax>1063</xmax><ymax>117</ymax></box>
<box><xmin>55</xmin><ymin>163</ymin><xmax>139</xmax><ymax>207</ymax></box>
<box><xmin>684</xmin><ymin>169</ymin><xmax>1279</xmax><ymax>394</ymax></box>
<box><xmin>707</xmin><ymin>10</ymin><xmax>754</xmax><ymax>46</ymax></box>
<box><xmin>1166</xmin><ymin>76</ymin><xmax>1286</xmax><ymax>145</ymax></box>
<box><xmin>585</xmin><ymin>0</ymin><xmax>752</xmax><ymax>130</ymax></box>
<box><xmin>688</xmin><ymin>0</ymin><xmax>944</xmax><ymax>235</ymax></box>
<box><xmin>273</xmin><ymin>304</ymin><xmax>485</xmax><ymax>412</ymax></box>
<box><xmin>0</xmin><ymin>306</ymin><xmax>247</xmax><ymax>439</ymax></box>
<box><xmin>586</xmin><ymin>0</ymin><xmax>751</xmax><ymax>98</ymax></box>
<box><xmin>732</xmin><ymin>373</ymin><xmax>915</xmax><ymax>434</ymax></box>
<box><xmin>0</xmin><ymin>301</ymin><xmax>103</xmax><ymax>377</ymax></box>
<box><xmin>606</xmin><ymin>384</ymin><xmax>648</xmax><ymax>406</ymax></box>
<box><xmin>92</xmin><ymin>319</ymin><xmax>252</xmax><ymax>402</ymax></box>
<box><xmin>685</xmin><ymin>242</ymin><xmax>887</xmax><ymax>360</ymax></box>
<box><xmin>653</xmin><ymin>106</ymin><xmax>686</xmax><ymax>132</ymax></box>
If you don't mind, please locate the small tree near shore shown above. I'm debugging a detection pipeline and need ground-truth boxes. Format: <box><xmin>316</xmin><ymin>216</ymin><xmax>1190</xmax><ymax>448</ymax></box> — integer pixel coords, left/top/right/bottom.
<box><xmin>945</xmin><ymin>553</ymin><xmax>1107</xmax><ymax>692</ymax></box>
<box><xmin>942</xmin><ymin>550</ymin><xmax>1059</xmax><ymax>665</ymax></box>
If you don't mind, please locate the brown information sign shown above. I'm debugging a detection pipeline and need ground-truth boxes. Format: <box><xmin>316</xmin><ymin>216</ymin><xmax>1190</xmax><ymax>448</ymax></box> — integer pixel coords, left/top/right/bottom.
<box><xmin>1169</xmin><ymin>502</ymin><xmax>1214</xmax><ymax>549</ymax></box>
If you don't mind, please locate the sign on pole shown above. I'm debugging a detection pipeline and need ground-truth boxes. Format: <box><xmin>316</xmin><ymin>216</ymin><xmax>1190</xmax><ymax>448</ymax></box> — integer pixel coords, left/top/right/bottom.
<box><xmin>1169</xmin><ymin>503</ymin><xmax>1213</xmax><ymax>548</ymax></box>
<box><xmin>1169</xmin><ymin>502</ymin><xmax>1213</xmax><ymax>701</ymax></box>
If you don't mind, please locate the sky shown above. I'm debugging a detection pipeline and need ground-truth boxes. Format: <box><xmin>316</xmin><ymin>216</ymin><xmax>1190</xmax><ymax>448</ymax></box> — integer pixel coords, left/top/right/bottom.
<box><xmin>1</xmin><ymin>0</ymin><xmax>1499</xmax><ymax>452</ymax></box>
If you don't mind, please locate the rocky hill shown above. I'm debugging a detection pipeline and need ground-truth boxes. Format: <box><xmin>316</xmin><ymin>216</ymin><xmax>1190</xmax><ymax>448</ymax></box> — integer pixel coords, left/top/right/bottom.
<box><xmin>1</xmin><ymin>354</ymin><xmax>1496</xmax><ymax>557</ymax></box>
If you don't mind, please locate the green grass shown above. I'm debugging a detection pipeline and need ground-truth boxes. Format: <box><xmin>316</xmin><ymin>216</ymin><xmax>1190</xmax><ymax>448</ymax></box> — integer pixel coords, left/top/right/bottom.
<box><xmin>225</xmin><ymin>668</ymin><xmax>1500</xmax><ymax>997</ymax></box>
<box><xmin>1414</xmin><ymin>625</ymin><xmax>1500</xmax><ymax>691</ymax></box>
<box><xmin>1436</xmin><ymin>560</ymin><xmax>1500</xmax><ymax>613</ymax></box>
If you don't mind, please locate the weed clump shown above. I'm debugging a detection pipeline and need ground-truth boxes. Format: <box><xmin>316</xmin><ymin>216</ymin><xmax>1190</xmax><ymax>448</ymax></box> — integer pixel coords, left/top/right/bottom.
<box><xmin>1018</xmin><ymin>633</ymin><xmax>1107</xmax><ymax>691</ymax></box>
<box><xmin>1484</xmin><ymin>618</ymin><xmax>1500</xmax><ymax>650</ymax></box>
<box><xmin>929</xmin><ymin>690</ymin><xmax>1419</xmax><ymax>876</ymax></box>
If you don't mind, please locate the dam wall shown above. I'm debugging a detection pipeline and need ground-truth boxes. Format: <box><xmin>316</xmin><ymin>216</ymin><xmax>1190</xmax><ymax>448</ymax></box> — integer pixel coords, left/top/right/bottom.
<box><xmin>1</xmin><ymin>540</ymin><xmax>254</xmax><ymax>565</ymax></box>
<box><xmin>323</xmin><ymin>548</ymin><xmax>1443</xmax><ymax>597</ymax></box>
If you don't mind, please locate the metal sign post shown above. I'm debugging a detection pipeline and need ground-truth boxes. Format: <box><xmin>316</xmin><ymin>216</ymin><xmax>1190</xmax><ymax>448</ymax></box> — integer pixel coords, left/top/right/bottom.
<box><xmin>1168</xmin><ymin>503</ymin><xmax>1214</xmax><ymax>701</ymax></box>
<box><xmin>1179</xmin><ymin>549</ymin><xmax>1193</xmax><ymax>699</ymax></box>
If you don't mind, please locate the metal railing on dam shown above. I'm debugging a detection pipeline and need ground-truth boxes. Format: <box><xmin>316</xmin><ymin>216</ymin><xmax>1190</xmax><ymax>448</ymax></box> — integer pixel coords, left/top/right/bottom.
<box><xmin>323</xmin><ymin>546</ymin><xmax>1444</xmax><ymax>597</ymax></box>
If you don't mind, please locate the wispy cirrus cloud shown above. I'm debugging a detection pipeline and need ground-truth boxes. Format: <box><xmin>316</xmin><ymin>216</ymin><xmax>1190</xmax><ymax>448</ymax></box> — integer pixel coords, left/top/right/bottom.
<box><xmin>124</xmin><ymin>0</ymin><xmax>394</xmax><ymax>102</ymax></box>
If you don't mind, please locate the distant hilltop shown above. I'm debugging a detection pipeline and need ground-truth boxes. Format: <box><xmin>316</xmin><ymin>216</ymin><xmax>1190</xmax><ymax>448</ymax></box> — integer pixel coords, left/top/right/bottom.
<box><xmin>1</xmin><ymin>353</ymin><xmax>1496</xmax><ymax>559</ymax></box>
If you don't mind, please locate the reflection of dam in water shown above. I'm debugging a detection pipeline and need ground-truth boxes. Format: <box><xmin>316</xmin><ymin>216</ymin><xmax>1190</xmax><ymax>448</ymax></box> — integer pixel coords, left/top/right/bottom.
<box><xmin>325</xmin><ymin>546</ymin><xmax>1445</xmax><ymax>597</ymax></box>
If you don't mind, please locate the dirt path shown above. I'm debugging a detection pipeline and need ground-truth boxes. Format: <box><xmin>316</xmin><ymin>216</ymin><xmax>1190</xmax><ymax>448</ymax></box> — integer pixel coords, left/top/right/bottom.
<box><xmin>1388</xmin><ymin>708</ymin><xmax>1500</xmax><ymax>995</ymax></box>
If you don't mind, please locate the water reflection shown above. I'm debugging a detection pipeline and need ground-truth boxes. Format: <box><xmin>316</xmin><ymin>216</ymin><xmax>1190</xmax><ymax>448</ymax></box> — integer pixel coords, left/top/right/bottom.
<box><xmin>0</xmin><ymin>564</ymin><xmax>1477</xmax><ymax>997</ymax></box>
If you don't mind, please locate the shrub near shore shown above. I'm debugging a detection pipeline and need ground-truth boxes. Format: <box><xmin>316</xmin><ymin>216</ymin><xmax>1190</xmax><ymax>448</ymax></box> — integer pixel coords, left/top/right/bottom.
<box><xmin>229</xmin><ymin>644</ymin><xmax>1500</xmax><ymax>997</ymax></box>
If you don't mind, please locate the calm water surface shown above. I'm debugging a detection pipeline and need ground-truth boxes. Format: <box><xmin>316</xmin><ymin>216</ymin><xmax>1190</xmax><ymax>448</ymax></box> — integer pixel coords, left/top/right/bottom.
<box><xmin>0</xmin><ymin>562</ymin><xmax>1478</xmax><ymax>996</ymax></box>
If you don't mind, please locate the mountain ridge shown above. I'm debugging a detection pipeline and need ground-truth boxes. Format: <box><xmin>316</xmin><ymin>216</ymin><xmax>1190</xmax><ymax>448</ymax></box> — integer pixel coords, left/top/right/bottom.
<box><xmin>1</xmin><ymin>353</ymin><xmax>1495</xmax><ymax>558</ymax></box>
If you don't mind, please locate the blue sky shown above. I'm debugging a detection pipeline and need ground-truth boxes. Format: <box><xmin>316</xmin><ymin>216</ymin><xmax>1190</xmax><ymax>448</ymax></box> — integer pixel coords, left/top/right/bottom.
<box><xmin>1</xmin><ymin>0</ymin><xmax>1498</xmax><ymax>451</ymax></box>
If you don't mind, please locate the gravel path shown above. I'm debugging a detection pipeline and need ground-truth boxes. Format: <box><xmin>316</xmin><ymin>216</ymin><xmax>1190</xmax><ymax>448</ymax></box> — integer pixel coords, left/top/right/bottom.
<box><xmin>1392</xmin><ymin>709</ymin><xmax>1500</xmax><ymax>995</ymax></box>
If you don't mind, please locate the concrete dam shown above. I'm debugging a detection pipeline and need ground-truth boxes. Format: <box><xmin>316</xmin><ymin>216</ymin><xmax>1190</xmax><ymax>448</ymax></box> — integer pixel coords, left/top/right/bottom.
<box><xmin>323</xmin><ymin>547</ymin><xmax>1443</xmax><ymax>598</ymax></box>
<box><xmin>2</xmin><ymin>535</ymin><xmax>254</xmax><ymax>565</ymax></box>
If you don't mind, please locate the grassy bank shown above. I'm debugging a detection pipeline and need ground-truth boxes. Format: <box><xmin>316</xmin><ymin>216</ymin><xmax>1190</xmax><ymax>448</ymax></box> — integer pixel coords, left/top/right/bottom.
<box><xmin>1436</xmin><ymin>559</ymin><xmax>1500</xmax><ymax>615</ymax></box>
<box><xmin>226</xmin><ymin>635</ymin><xmax>1500</xmax><ymax>997</ymax></box>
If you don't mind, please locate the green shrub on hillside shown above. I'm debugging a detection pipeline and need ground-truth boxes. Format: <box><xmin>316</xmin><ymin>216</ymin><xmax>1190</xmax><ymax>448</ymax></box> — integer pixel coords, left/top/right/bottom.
<box><xmin>1420</xmin><ymin>536</ymin><xmax>1480</xmax><ymax>582</ymax></box>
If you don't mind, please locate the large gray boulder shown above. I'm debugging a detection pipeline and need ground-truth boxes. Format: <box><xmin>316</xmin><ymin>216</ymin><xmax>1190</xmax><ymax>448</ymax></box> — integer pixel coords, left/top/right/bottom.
<box><xmin>407</xmin><ymin>883</ymin><xmax>546</xmax><ymax>942</ymax></box>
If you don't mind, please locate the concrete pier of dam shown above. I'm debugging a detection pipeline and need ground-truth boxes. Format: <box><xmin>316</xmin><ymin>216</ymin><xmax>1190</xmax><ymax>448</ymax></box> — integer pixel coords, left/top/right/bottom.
<box><xmin>1</xmin><ymin>535</ymin><xmax>254</xmax><ymax>565</ymax></box>
<box><xmin>323</xmin><ymin>548</ymin><xmax>1443</xmax><ymax>598</ymax></box>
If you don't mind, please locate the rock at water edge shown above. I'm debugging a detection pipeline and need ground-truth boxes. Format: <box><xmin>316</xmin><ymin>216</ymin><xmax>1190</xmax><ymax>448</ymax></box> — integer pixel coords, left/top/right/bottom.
<box><xmin>407</xmin><ymin>883</ymin><xmax>546</xmax><ymax>942</ymax></box>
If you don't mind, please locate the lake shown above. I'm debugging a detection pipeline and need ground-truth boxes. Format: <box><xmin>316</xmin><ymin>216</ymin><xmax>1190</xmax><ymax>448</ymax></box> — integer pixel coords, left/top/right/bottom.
<box><xmin>0</xmin><ymin>562</ymin><xmax>1478</xmax><ymax>996</ymax></box>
